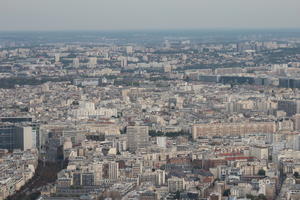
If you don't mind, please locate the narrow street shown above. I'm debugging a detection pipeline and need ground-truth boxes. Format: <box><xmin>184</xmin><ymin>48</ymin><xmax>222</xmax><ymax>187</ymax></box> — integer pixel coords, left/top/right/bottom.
<box><xmin>6</xmin><ymin>160</ymin><xmax>67</xmax><ymax>200</ymax></box>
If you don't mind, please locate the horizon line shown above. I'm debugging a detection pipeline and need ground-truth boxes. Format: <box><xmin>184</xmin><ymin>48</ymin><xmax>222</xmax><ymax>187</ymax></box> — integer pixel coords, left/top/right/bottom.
<box><xmin>1</xmin><ymin>27</ymin><xmax>300</xmax><ymax>33</ymax></box>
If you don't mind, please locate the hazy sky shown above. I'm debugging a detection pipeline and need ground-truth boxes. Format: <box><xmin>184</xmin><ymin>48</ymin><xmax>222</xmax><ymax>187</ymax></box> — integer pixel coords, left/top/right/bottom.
<box><xmin>1</xmin><ymin>0</ymin><xmax>300</xmax><ymax>31</ymax></box>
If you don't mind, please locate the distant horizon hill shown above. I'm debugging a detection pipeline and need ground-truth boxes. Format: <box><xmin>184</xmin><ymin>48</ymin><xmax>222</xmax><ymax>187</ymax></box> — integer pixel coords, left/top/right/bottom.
<box><xmin>1</xmin><ymin>28</ymin><xmax>300</xmax><ymax>33</ymax></box>
<box><xmin>0</xmin><ymin>28</ymin><xmax>300</xmax><ymax>46</ymax></box>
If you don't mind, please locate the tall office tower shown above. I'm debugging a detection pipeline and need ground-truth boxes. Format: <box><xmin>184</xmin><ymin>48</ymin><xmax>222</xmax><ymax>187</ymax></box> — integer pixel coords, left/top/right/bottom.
<box><xmin>73</xmin><ymin>58</ymin><xmax>80</xmax><ymax>68</ymax></box>
<box><xmin>0</xmin><ymin>125</ymin><xmax>16</xmax><ymax>150</ymax></box>
<box><xmin>0</xmin><ymin>125</ymin><xmax>36</xmax><ymax>151</ymax></box>
<box><xmin>55</xmin><ymin>53</ymin><xmax>60</xmax><ymax>62</ymax></box>
<box><xmin>108</xmin><ymin>162</ymin><xmax>119</xmax><ymax>180</ymax></box>
<box><xmin>127</xmin><ymin>126</ymin><xmax>149</xmax><ymax>152</ymax></box>
<box><xmin>0</xmin><ymin>118</ymin><xmax>40</xmax><ymax>150</ymax></box>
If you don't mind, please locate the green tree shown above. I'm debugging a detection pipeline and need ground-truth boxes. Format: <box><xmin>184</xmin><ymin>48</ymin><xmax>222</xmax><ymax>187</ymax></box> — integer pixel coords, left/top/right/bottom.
<box><xmin>257</xmin><ymin>194</ymin><xmax>267</xmax><ymax>200</ymax></box>
<box><xmin>223</xmin><ymin>189</ymin><xmax>231</xmax><ymax>196</ymax></box>
<box><xmin>268</xmin><ymin>155</ymin><xmax>272</xmax><ymax>161</ymax></box>
<box><xmin>174</xmin><ymin>191</ymin><xmax>181</xmax><ymax>199</ymax></box>
<box><xmin>246</xmin><ymin>194</ymin><xmax>255</xmax><ymax>200</ymax></box>
<box><xmin>258</xmin><ymin>169</ymin><xmax>266</xmax><ymax>176</ymax></box>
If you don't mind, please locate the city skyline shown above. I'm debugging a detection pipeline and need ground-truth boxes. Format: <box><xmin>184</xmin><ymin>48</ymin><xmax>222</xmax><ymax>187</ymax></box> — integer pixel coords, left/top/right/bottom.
<box><xmin>2</xmin><ymin>1</ymin><xmax>300</xmax><ymax>199</ymax></box>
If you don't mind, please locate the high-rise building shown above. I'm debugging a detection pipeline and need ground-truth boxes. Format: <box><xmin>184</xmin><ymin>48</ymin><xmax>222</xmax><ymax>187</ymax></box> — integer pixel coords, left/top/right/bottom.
<box><xmin>0</xmin><ymin>125</ymin><xmax>16</xmax><ymax>150</ymax></box>
<box><xmin>120</xmin><ymin>57</ymin><xmax>128</xmax><ymax>67</ymax></box>
<box><xmin>108</xmin><ymin>162</ymin><xmax>119</xmax><ymax>180</ymax></box>
<box><xmin>93</xmin><ymin>163</ymin><xmax>103</xmax><ymax>185</ymax></box>
<box><xmin>16</xmin><ymin>126</ymin><xmax>36</xmax><ymax>151</ymax></box>
<box><xmin>0</xmin><ymin>125</ymin><xmax>37</xmax><ymax>151</ymax></box>
<box><xmin>127</xmin><ymin>126</ymin><xmax>149</xmax><ymax>152</ymax></box>
<box><xmin>132</xmin><ymin>161</ymin><xmax>143</xmax><ymax>177</ymax></box>
<box><xmin>156</xmin><ymin>169</ymin><xmax>166</xmax><ymax>186</ymax></box>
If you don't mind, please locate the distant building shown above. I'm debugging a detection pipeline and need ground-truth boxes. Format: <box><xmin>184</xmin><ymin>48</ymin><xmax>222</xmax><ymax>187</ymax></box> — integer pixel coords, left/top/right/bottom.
<box><xmin>120</xmin><ymin>57</ymin><xmax>128</xmax><ymax>67</ymax></box>
<box><xmin>156</xmin><ymin>136</ymin><xmax>167</xmax><ymax>149</ymax></box>
<box><xmin>126</xmin><ymin>46</ymin><xmax>133</xmax><ymax>54</ymax></box>
<box><xmin>250</xmin><ymin>145</ymin><xmax>269</xmax><ymax>160</ymax></box>
<box><xmin>168</xmin><ymin>177</ymin><xmax>185</xmax><ymax>193</ymax></box>
<box><xmin>55</xmin><ymin>53</ymin><xmax>60</xmax><ymax>62</ymax></box>
<box><xmin>88</xmin><ymin>57</ymin><xmax>97</xmax><ymax>68</ymax></box>
<box><xmin>68</xmin><ymin>101</ymin><xmax>117</xmax><ymax>119</ymax></box>
<box><xmin>73</xmin><ymin>57</ymin><xmax>80</xmax><ymax>68</ymax></box>
<box><xmin>192</xmin><ymin>122</ymin><xmax>276</xmax><ymax>139</ymax></box>
<box><xmin>108</xmin><ymin>162</ymin><xmax>119</xmax><ymax>180</ymax></box>
<box><xmin>279</xmin><ymin>78</ymin><xmax>300</xmax><ymax>89</ymax></box>
<box><xmin>294</xmin><ymin>114</ymin><xmax>300</xmax><ymax>131</ymax></box>
<box><xmin>140</xmin><ymin>191</ymin><xmax>157</xmax><ymax>200</ymax></box>
<box><xmin>0</xmin><ymin>125</ymin><xmax>37</xmax><ymax>151</ymax></box>
<box><xmin>81</xmin><ymin>173</ymin><xmax>95</xmax><ymax>186</ymax></box>
<box><xmin>73</xmin><ymin>78</ymin><xmax>99</xmax><ymax>87</ymax></box>
<box><xmin>0</xmin><ymin>117</ymin><xmax>32</xmax><ymax>123</ymax></box>
<box><xmin>278</xmin><ymin>100</ymin><xmax>300</xmax><ymax>117</ymax></box>
<box><xmin>127</xmin><ymin>126</ymin><xmax>149</xmax><ymax>152</ymax></box>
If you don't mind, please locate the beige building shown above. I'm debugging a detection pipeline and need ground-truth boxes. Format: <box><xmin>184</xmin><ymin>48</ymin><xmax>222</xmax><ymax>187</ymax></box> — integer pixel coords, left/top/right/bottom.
<box><xmin>192</xmin><ymin>122</ymin><xmax>276</xmax><ymax>139</ymax></box>
<box><xmin>250</xmin><ymin>146</ymin><xmax>269</xmax><ymax>160</ymax></box>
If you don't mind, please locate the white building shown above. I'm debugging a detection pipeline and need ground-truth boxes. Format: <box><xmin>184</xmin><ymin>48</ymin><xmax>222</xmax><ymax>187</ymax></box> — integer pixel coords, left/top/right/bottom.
<box><xmin>69</xmin><ymin>101</ymin><xmax>117</xmax><ymax>119</ymax></box>
<box><xmin>156</xmin><ymin>136</ymin><xmax>167</xmax><ymax>149</ymax></box>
